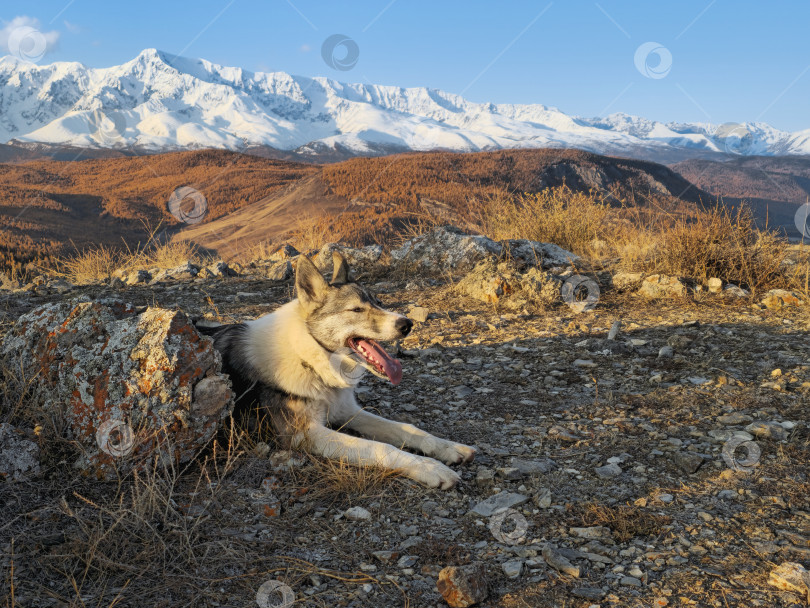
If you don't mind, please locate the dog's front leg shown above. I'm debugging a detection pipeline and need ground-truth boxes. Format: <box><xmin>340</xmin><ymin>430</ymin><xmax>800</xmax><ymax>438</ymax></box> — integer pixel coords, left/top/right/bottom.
<box><xmin>294</xmin><ymin>422</ymin><xmax>461</xmax><ymax>490</ymax></box>
<box><xmin>328</xmin><ymin>391</ymin><xmax>476</xmax><ymax>466</ymax></box>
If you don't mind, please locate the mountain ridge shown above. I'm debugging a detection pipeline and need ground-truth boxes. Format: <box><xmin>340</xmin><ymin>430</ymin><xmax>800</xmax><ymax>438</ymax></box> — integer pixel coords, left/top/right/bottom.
<box><xmin>2</xmin><ymin>48</ymin><xmax>809</xmax><ymax>164</ymax></box>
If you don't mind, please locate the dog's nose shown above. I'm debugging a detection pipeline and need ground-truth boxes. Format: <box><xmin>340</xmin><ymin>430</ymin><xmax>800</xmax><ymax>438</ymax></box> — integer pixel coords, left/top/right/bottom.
<box><xmin>396</xmin><ymin>317</ymin><xmax>413</xmax><ymax>337</ymax></box>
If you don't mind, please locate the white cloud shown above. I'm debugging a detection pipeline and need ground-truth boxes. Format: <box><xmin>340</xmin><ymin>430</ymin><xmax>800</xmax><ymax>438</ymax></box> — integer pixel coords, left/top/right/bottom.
<box><xmin>63</xmin><ymin>20</ymin><xmax>82</xmax><ymax>34</ymax></box>
<box><xmin>0</xmin><ymin>16</ymin><xmax>60</xmax><ymax>62</ymax></box>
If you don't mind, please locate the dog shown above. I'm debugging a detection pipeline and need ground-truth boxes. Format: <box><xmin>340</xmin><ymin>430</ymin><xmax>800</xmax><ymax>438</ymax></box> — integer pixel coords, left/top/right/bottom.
<box><xmin>197</xmin><ymin>251</ymin><xmax>476</xmax><ymax>489</ymax></box>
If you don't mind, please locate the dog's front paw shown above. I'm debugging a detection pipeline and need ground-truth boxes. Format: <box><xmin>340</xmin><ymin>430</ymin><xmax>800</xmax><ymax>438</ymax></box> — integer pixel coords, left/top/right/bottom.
<box><xmin>410</xmin><ymin>458</ymin><xmax>461</xmax><ymax>490</ymax></box>
<box><xmin>435</xmin><ymin>441</ymin><xmax>477</xmax><ymax>466</ymax></box>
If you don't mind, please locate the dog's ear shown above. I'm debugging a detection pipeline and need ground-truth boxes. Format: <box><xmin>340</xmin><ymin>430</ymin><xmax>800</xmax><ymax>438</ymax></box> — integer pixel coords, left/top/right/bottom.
<box><xmin>330</xmin><ymin>251</ymin><xmax>350</xmax><ymax>285</ymax></box>
<box><xmin>295</xmin><ymin>254</ymin><xmax>329</xmax><ymax>310</ymax></box>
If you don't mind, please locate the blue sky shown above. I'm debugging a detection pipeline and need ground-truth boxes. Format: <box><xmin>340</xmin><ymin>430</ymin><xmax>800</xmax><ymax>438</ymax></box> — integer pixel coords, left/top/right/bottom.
<box><xmin>3</xmin><ymin>1</ymin><xmax>809</xmax><ymax>131</ymax></box>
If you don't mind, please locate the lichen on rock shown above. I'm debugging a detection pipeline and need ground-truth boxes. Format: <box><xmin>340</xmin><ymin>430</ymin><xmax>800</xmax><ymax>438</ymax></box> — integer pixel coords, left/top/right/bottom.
<box><xmin>0</xmin><ymin>299</ymin><xmax>233</xmax><ymax>479</ymax></box>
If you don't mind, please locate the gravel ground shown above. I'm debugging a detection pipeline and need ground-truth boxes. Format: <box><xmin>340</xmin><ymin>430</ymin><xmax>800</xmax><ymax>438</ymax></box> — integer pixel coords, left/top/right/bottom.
<box><xmin>1</xmin><ymin>271</ymin><xmax>809</xmax><ymax>608</ymax></box>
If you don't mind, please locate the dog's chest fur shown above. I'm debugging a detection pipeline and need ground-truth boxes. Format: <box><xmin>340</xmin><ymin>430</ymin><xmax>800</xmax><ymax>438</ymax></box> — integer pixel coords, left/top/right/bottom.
<box><xmin>198</xmin><ymin>301</ymin><xmax>359</xmax><ymax>432</ymax></box>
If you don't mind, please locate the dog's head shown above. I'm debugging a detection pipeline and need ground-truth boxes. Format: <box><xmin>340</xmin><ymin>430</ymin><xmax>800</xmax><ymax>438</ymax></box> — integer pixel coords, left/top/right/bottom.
<box><xmin>295</xmin><ymin>251</ymin><xmax>412</xmax><ymax>385</ymax></box>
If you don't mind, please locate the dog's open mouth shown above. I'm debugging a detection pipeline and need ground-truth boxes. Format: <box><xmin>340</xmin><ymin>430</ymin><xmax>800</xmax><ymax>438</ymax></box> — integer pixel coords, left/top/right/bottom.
<box><xmin>347</xmin><ymin>337</ymin><xmax>403</xmax><ymax>385</ymax></box>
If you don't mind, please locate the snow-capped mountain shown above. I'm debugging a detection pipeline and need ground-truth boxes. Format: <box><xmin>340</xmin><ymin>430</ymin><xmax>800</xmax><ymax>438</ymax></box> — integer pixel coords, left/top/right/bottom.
<box><xmin>1</xmin><ymin>48</ymin><xmax>808</xmax><ymax>162</ymax></box>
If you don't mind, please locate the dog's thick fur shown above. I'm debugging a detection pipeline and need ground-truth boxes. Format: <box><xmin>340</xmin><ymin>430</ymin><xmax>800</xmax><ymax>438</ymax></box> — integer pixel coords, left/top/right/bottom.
<box><xmin>198</xmin><ymin>252</ymin><xmax>475</xmax><ymax>489</ymax></box>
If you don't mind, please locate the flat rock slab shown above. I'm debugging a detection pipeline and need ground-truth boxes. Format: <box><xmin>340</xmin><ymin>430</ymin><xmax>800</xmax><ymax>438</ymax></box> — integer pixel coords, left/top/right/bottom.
<box><xmin>0</xmin><ymin>423</ymin><xmax>40</xmax><ymax>481</ymax></box>
<box><xmin>470</xmin><ymin>491</ymin><xmax>530</xmax><ymax>517</ymax></box>
<box><xmin>0</xmin><ymin>299</ymin><xmax>233</xmax><ymax>480</ymax></box>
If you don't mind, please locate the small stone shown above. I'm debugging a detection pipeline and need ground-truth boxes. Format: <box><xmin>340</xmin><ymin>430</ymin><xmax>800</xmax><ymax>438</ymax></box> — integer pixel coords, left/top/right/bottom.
<box><xmin>572</xmin><ymin>587</ymin><xmax>605</xmax><ymax>600</ymax></box>
<box><xmin>533</xmin><ymin>487</ymin><xmax>552</xmax><ymax>508</ymax></box>
<box><xmin>595</xmin><ymin>463</ymin><xmax>622</xmax><ymax>478</ymax></box>
<box><xmin>574</xmin><ymin>359</ymin><xmax>597</xmax><ymax>368</ymax></box>
<box><xmin>671</xmin><ymin>451</ymin><xmax>704</xmax><ymax>474</ymax></box>
<box><xmin>746</xmin><ymin>421</ymin><xmax>788</xmax><ymax>441</ymax></box>
<box><xmin>470</xmin><ymin>492</ymin><xmax>530</xmax><ymax>517</ymax></box>
<box><xmin>612</xmin><ymin>272</ymin><xmax>644</xmax><ymax>292</ymax></box>
<box><xmin>542</xmin><ymin>544</ymin><xmax>580</xmax><ymax>577</ymax></box>
<box><xmin>658</xmin><ymin>493</ymin><xmax>674</xmax><ymax>503</ymax></box>
<box><xmin>638</xmin><ymin>274</ymin><xmax>688</xmax><ymax>299</ymax></box>
<box><xmin>510</xmin><ymin>457</ymin><xmax>557</xmax><ymax>475</ymax></box>
<box><xmin>476</xmin><ymin>468</ymin><xmax>495</xmax><ymax>486</ymax></box>
<box><xmin>717</xmin><ymin>412</ymin><xmax>753</xmax><ymax>425</ymax></box>
<box><xmin>657</xmin><ymin>345</ymin><xmax>674</xmax><ymax>359</ymax></box>
<box><xmin>761</xmin><ymin>289</ymin><xmax>803</xmax><ymax>309</ymax></box>
<box><xmin>409</xmin><ymin>307</ymin><xmax>430</xmax><ymax>323</ymax></box>
<box><xmin>707</xmin><ymin>277</ymin><xmax>723</xmax><ymax>293</ymax></box>
<box><xmin>570</xmin><ymin>526</ymin><xmax>611</xmax><ymax>539</ymax></box>
<box><xmin>723</xmin><ymin>284</ymin><xmax>749</xmax><ymax>298</ymax></box>
<box><xmin>501</xmin><ymin>560</ymin><xmax>524</xmax><ymax>579</ymax></box>
<box><xmin>607</xmin><ymin>320</ymin><xmax>621</xmax><ymax>340</ymax></box>
<box><xmin>620</xmin><ymin>576</ymin><xmax>642</xmax><ymax>587</ymax></box>
<box><xmin>436</xmin><ymin>562</ymin><xmax>489</xmax><ymax>608</ymax></box>
<box><xmin>372</xmin><ymin>551</ymin><xmax>399</xmax><ymax>564</ymax></box>
<box><xmin>496</xmin><ymin>467</ymin><xmax>523</xmax><ymax>480</ymax></box>
<box><xmin>344</xmin><ymin>506</ymin><xmax>371</xmax><ymax>521</ymax></box>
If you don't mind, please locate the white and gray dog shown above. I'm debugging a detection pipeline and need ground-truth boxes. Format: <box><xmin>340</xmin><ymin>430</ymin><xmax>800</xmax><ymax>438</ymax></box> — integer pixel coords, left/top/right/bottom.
<box><xmin>198</xmin><ymin>252</ymin><xmax>475</xmax><ymax>489</ymax></box>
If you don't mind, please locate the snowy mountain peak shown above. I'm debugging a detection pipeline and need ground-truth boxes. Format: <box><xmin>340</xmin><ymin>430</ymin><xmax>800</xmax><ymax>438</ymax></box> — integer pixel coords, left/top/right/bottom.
<box><xmin>1</xmin><ymin>49</ymin><xmax>808</xmax><ymax>162</ymax></box>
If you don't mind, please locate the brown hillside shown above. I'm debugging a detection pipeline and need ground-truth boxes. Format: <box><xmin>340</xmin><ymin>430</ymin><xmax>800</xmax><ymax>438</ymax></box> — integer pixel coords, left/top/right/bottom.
<box><xmin>1</xmin><ymin>147</ymin><xmax>715</xmax><ymax>270</ymax></box>
<box><xmin>0</xmin><ymin>149</ymin><xmax>317</xmax><ymax>270</ymax></box>
<box><xmin>672</xmin><ymin>156</ymin><xmax>810</xmax><ymax>238</ymax></box>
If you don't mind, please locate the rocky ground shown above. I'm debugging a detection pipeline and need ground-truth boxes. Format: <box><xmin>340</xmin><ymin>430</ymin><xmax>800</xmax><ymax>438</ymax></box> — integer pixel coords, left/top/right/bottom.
<box><xmin>1</xmin><ymin>230</ymin><xmax>809</xmax><ymax>608</ymax></box>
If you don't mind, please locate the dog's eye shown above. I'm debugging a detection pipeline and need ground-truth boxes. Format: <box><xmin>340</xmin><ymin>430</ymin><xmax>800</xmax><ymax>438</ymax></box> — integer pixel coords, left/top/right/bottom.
<box><xmin>349</xmin><ymin>307</ymin><xmax>365</xmax><ymax>313</ymax></box>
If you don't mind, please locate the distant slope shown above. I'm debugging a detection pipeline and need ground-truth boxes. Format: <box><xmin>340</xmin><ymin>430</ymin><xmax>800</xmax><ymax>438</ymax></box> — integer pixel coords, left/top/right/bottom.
<box><xmin>180</xmin><ymin>148</ymin><xmax>715</xmax><ymax>257</ymax></box>
<box><xmin>0</xmin><ymin>149</ymin><xmax>317</xmax><ymax>268</ymax></box>
<box><xmin>0</xmin><ymin>147</ymin><xmax>715</xmax><ymax>268</ymax></box>
<box><xmin>672</xmin><ymin>156</ymin><xmax>810</xmax><ymax>238</ymax></box>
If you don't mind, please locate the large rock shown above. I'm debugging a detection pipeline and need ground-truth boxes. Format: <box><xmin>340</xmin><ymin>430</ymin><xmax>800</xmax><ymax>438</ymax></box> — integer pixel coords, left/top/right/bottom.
<box><xmin>768</xmin><ymin>562</ymin><xmax>810</xmax><ymax>598</ymax></box>
<box><xmin>391</xmin><ymin>226</ymin><xmax>578</xmax><ymax>273</ymax></box>
<box><xmin>0</xmin><ymin>300</ymin><xmax>233</xmax><ymax>479</ymax></box>
<box><xmin>315</xmin><ymin>243</ymin><xmax>383</xmax><ymax>272</ymax></box>
<box><xmin>637</xmin><ymin>274</ymin><xmax>689</xmax><ymax>299</ymax></box>
<box><xmin>761</xmin><ymin>289</ymin><xmax>804</xmax><ymax>309</ymax></box>
<box><xmin>0</xmin><ymin>423</ymin><xmax>40</xmax><ymax>481</ymax></box>
<box><xmin>455</xmin><ymin>259</ymin><xmax>562</xmax><ymax>308</ymax></box>
<box><xmin>436</xmin><ymin>563</ymin><xmax>489</xmax><ymax>607</ymax></box>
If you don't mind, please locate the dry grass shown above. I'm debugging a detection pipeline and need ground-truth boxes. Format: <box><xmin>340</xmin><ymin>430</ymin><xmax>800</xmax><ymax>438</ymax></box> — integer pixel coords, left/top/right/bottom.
<box><xmin>573</xmin><ymin>503</ymin><xmax>673</xmax><ymax>543</ymax></box>
<box><xmin>453</xmin><ymin>187</ymin><xmax>810</xmax><ymax>296</ymax></box>
<box><xmin>54</xmin><ymin>223</ymin><xmax>205</xmax><ymax>284</ymax></box>
<box><xmin>289</xmin><ymin>213</ymin><xmax>345</xmax><ymax>253</ymax></box>
<box><xmin>294</xmin><ymin>455</ymin><xmax>404</xmax><ymax>504</ymax></box>
<box><xmin>468</xmin><ymin>187</ymin><xmax>613</xmax><ymax>256</ymax></box>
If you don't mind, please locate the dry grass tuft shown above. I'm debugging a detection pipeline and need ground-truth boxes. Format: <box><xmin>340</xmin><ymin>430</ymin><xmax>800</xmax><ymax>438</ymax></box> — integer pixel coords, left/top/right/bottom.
<box><xmin>54</xmin><ymin>223</ymin><xmax>205</xmax><ymax>284</ymax></box>
<box><xmin>574</xmin><ymin>503</ymin><xmax>673</xmax><ymax>543</ymax></box>
<box><xmin>293</xmin><ymin>454</ymin><xmax>404</xmax><ymax>505</ymax></box>
<box><xmin>457</xmin><ymin>188</ymin><xmax>809</xmax><ymax>296</ymax></box>
<box><xmin>468</xmin><ymin>186</ymin><xmax>613</xmax><ymax>256</ymax></box>
<box><xmin>289</xmin><ymin>214</ymin><xmax>344</xmax><ymax>253</ymax></box>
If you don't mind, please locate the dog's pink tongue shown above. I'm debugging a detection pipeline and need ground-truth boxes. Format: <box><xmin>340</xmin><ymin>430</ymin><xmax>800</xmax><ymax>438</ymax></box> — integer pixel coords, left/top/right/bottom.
<box><xmin>357</xmin><ymin>338</ymin><xmax>403</xmax><ymax>385</ymax></box>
